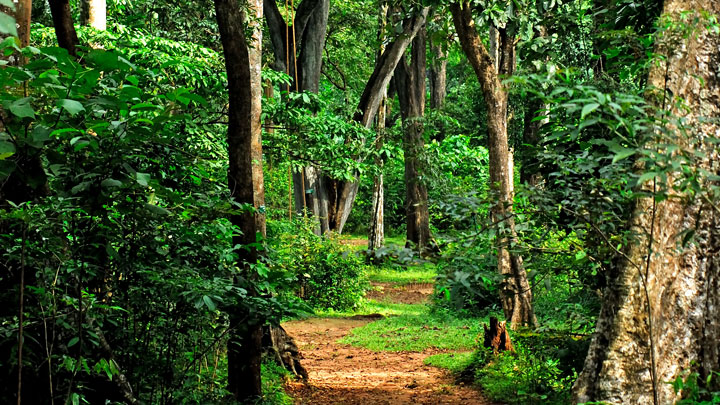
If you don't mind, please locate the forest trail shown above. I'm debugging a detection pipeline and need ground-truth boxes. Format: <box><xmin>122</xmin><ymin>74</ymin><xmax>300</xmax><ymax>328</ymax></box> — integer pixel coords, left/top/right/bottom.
<box><xmin>283</xmin><ymin>280</ymin><xmax>492</xmax><ymax>404</ymax></box>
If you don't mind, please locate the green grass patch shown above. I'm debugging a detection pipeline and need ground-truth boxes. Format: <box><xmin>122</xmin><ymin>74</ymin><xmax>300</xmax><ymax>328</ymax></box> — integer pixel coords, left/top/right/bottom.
<box><xmin>424</xmin><ymin>352</ymin><xmax>475</xmax><ymax>373</ymax></box>
<box><xmin>339</xmin><ymin>306</ymin><xmax>482</xmax><ymax>352</ymax></box>
<box><xmin>315</xmin><ymin>300</ymin><xmax>427</xmax><ymax>318</ymax></box>
<box><xmin>367</xmin><ymin>263</ymin><xmax>437</xmax><ymax>285</ymax></box>
<box><xmin>259</xmin><ymin>360</ymin><xmax>294</xmax><ymax>404</ymax></box>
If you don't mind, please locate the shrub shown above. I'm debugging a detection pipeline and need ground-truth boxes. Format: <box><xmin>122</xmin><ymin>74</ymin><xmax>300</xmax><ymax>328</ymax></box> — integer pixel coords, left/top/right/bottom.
<box><xmin>468</xmin><ymin>332</ymin><xmax>589</xmax><ymax>404</ymax></box>
<box><xmin>268</xmin><ymin>218</ymin><xmax>369</xmax><ymax>311</ymax></box>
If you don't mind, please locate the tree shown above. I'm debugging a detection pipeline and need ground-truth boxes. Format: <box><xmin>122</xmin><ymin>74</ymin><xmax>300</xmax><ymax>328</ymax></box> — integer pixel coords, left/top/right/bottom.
<box><xmin>328</xmin><ymin>5</ymin><xmax>430</xmax><ymax>234</ymax></box>
<box><xmin>48</xmin><ymin>0</ymin><xmax>79</xmax><ymax>56</ymax></box>
<box><xmin>395</xmin><ymin>26</ymin><xmax>431</xmax><ymax>251</ymax></box>
<box><xmin>573</xmin><ymin>2</ymin><xmax>720</xmax><ymax>403</ymax></box>
<box><xmin>214</xmin><ymin>0</ymin><xmax>266</xmax><ymax>400</ymax></box>
<box><xmin>81</xmin><ymin>0</ymin><xmax>106</xmax><ymax>30</ymax></box>
<box><xmin>368</xmin><ymin>3</ymin><xmax>390</xmax><ymax>252</ymax></box>
<box><xmin>428</xmin><ymin>15</ymin><xmax>448</xmax><ymax>110</ymax></box>
<box><xmin>449</xmin><ymin>2</ymin><xmax>537</xmax><ymax>328</ymax></box>
<box><xmin>264</xmin><ymin>0</ymin><xmax>331</xmax><ymax>233</ymax></box>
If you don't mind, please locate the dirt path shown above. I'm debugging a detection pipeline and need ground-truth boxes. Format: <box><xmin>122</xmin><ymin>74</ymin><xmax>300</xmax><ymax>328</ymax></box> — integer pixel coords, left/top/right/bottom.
<box><xmin>283</xmin><ymin>283</ymin><xmax>491</xmax><ymax>404</ymax></box>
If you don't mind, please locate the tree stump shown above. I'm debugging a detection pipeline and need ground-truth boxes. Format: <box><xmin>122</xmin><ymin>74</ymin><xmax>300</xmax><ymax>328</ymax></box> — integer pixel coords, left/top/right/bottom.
<box><xmin>483</xmin><ymin>317</ymin><xmax>514</xmax><ymax>354</ymax></box>
<box><xmin>262</xmin><ymin>325</ymin><xmax>308</xmax><ymax>379</ymax></box>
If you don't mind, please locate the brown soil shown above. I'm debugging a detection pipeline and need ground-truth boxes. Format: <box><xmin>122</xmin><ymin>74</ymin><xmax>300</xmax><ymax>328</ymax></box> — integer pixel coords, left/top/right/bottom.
<box><xmin>365</xmin><ymin>282</ymin><xmax>434</xmax><ymax>305</ymax></box>
<box><xmin>282</xmin><ymin>283</ymin><xmax>491</xmax><ymax>404</ymax></box>
<box><xmin>339</xmin><ymin>238</ymin><xmax>369</xmax><ymax>248</ymax></box>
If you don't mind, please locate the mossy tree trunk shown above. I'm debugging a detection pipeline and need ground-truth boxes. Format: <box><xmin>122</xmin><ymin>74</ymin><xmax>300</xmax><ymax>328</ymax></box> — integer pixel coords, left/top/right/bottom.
<box><xmin>573</xmin><ymin>1</ymin><xmax>720</xmax><ymax>403</ymax></box>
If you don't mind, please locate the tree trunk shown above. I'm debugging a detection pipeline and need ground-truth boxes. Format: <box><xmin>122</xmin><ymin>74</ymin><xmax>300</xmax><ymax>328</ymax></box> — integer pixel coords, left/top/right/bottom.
<box><xmin>450</xmin><ymin>2</ymin><xmax>537</xmax><ymax>329</ymax></box>
<box><xmin>396</xmin><ymin>27</ymin><xmax>431</xmax><ymax>252</ymax></box>
<box><xmin>48</xmin><ymin>0</ymin><xmax>79</xmax><ymax>56</ymax></box>
<box><xmin>429</xmin><ymin>39</ymin><xmax>447</xmax><ymax>110</ymax></box>
<box><xmin>573</xmin><ymin>2</ymin><xmax>720</xmax><ymax>404</ymax></box>
<box><xmin>368</xmin><ymin>3</ymin><xmax>389</xmax><ymax>252</ymax></box>
<box><xmin>214</xmin><ymin>0</ymin><xmax>265</xmax><ymax>400</ymax></box>
<box><xmin>81</xmin><ymin>0</ymin><xmax>106</xmax><ymax>30</ymax></box>
<box><xmin>482</xmin><ymin>317</ymin><xmax>514</xmax><ymax>354</ymax></box>
<box><xmin>0</xmin><ymin>0</ymin><xmax>49</xmax><ymax>207</ymax></box>
<box><xmin>325</xmin><ymin>7</ymin><xmax>430</xmax><ymax>234</ymax></box>
<box><xmin>519</xmin><ymin>97</ymin><xmax>546</xmax><ymax>187</ymax></box>
<box><xmin>265</xmin><ymin>0</ymin><xmax>330</xmax><ymax>234</ymax></box>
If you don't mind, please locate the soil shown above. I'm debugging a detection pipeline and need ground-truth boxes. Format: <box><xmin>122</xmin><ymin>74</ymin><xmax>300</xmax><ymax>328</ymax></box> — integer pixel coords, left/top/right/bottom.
<box><xmin>282</xmin><ymin>283</ymin><xmax>492</xmax><ymax>404</ymax></box>
<box><xmin>365</xmin><ymin>282</ymin><xmax>435</xmax><ymax>305</ymax></box>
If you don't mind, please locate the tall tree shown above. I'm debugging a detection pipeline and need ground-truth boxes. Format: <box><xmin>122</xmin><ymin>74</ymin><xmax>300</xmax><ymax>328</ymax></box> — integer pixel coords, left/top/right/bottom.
<box><xmin>214</xmin><ymin>0</ymin><xmax>266</xmax><ymax>400</ymax></box>
<box><xmin>48</xmin><ymin>0</ymin><xmax>79</xmax><ymax>56</ymax></box>
<box><xmin>264</xmin><ymin>0</ymin><xmax>331</xmax><ymax>233</ymax></box>
<box><xmin>327</xmin><ymin>5</ymin><xmax>430</xmax><ymax>234</ymax></box>
<box><xmin>395</xmin><ymin>26</ymin><xmax>431</xmax><ymax>251</ymax></box>
<box><xmin>450</xmin><ymin>2</ymin><xmax>537</xmax><ymax>328</ymax></box>
<box><xmin>368</xmin><ymin>3</ymin><xmax>390</xmax><ymax>252</ymax></box>
<box><xmin>81</xmin><ymin>0</ymin><xmax>106</xmax><ymax>30</ymax></box>
<box><xmin>573</xmin><ymin>1</ymin><xmax>720</xmax><ymax>403</ymax></box>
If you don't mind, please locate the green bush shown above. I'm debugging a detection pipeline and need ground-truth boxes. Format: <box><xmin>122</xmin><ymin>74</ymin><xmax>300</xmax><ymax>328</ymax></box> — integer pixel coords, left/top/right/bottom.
<box><xmin>468</xmin><ymin>333</ymin><xmax>589</xmax><ymax>404</ymax></box>
<box><xmin>268</xmin><ymin>219</ymin><xmax>369</xmax><ymax>311</ymax></box>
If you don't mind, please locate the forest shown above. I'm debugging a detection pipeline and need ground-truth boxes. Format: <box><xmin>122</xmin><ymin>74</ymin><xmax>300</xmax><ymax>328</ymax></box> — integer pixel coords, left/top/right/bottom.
<box><xmin>0</xmin><ymin>0</ymin><xmax>718</xmax><ymax>404</ymax></box>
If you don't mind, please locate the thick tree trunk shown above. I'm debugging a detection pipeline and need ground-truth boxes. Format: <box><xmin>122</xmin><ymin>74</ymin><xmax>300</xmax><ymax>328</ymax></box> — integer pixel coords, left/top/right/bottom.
<box><xmin>214</xmin><ymin>0</ymin><xmax>265</xmax><ymax>400</ymax></box>
<box><xmin>396</xmin><ymin>27</ymin><xmax>431</xmax><ymax>252</ymax></box>
<box><xmin>48</xmin><ymin>0</ymin><xmax>79</xmax><ymax>56</ymax></box>
<box><xmin>450</xmin><ymin>2</ymin><xmax>537</xmax><ymax>329</ymax></box>
<box><xmin>573</xmin><ymin>2</ymin><xmax>720</xmax><ymax>404</ymax></box>
<box><xmin>265</xmin><ymin>0</ymin><xmax>330</xmax><ymax>234</ymax></box>
<box><xmin>81</xmin><ymin>0</ymin><xmax>106</xmax><ymax>30</ymax></box>
<box><xmin>429</xmin><ymin>39</ymin><xmax>447</xmax><ymax>110</ymax></box>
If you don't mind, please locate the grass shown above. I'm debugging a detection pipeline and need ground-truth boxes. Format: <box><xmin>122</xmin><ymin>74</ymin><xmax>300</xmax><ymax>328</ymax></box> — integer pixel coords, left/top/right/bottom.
<box><xmin>367</xmin><ymin>262</ymin><xmax>437</xmax><ymax>285</ymax></box>
<box><xmin>424</xmin><ymin>352</ymin><xmax>475</xmax><ymax>373</ymax></box>
<box><xmin>315</xmin><ymin>300</ymin><xmax>428</xmax><ymax>318</ymax></box>
<box><xmin>259</xmin><ymin>360</ymin><xmax>294</xmax><ymax>405</ymax></box>
<box><xmin>339</xmin><ymin>305</ymin><xmax>483</xmax><ymax>352</ymax></box>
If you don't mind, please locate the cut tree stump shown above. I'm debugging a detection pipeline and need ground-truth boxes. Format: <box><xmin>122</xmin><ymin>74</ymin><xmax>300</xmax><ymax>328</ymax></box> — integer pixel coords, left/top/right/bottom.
<box><xmin>482</xmin><ymin>317</ymin><xmax>514</xmax><ymax>354</ymax></box>
<box><xmin>263</xmin><ymin>325</ymin><xmax>309</xmax><ymax>379</ymax></box>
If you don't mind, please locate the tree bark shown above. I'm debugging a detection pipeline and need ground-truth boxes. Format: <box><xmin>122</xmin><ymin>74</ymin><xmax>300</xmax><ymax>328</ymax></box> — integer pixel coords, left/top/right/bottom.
<box><xmin>429</xmin><ymin>38</ymin><xmax>447</xmax><ymax>110</ymax></box>
<box><xmin>48</xmin><ymin>0</ymin><xmax>79</xmax><ymax>56</ymax></box>
<box><xmin>81</xmin><ymin>0</ymin><xmax>106</xmax><ymax>30</ymax></box>
<box><xmin>214</xmin><ymin>0</ymin><xmax>265</xmax><ymax>400</ymax></box>
<box><xmin>395</xmin><ymin>27</ymin><xmax>431</xmax><ymax>252</ymax></box>
<box><xmin>573</xmin><ymin>2</ymin><xmax>720</xmax><ymax>403</ymax></box>
<box><xmin>450</xmin><ymin>2</ymin><xmax>537</xmax><ymax>329</ymax></box>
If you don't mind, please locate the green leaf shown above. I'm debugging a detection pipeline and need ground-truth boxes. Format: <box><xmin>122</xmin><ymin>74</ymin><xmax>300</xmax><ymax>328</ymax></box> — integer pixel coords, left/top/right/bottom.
<box><xmin>136</xmin><ymin>172</ymin><xmax>150</xmax><ymax>186</ymax></box>
<box><xmin>580</xmin><ymin>102</ymin><xmax>600</xmax><ymax>119</ymax></box>
<box><xmin>145</xmin><ymin>203</ymin><xmax>170</xmax><ymax>216</ymax></box>
<box><xmin>636</xmin><ymin>171</ymin><xmax>656</xmax><ymax>185</ymax></box>
<box><xmin>0</xmin><ymin>140</ymin><xmax>15</xmax><ymax>160</ymax></box>
<box><xmin>612</xmin><ymin>148</ymin><xmax>635</xmax><ymax>164</ymax></box>
<box><xmin>9</xmin><ymin>97</ymin><xmax>35</xmax><ymax>119</ymax></box>
<box><xmin>68</xmin><ymin>337</ymin><xmax>79</xmax><ymax>347</ymax></box>
<box><xmin>0</xmin><ymin>11</ymin><xmax>17</xmax><ymax>37</ymax></box>
<box><xmin>101</xmin><ymin>178</ymin><xmax>122</xmax><ymax>188</ymax></box>
<box><xmin>58</xmin><ymin>99</ymin><xmax>85</xmax><ymax>116</ymax></box>
<box><xmin>202</xmin><ymin>295</ymin><xmax>216</xmax><ymax>311</ymax></box>
<box><xmin>0</xmin><ymin>0</ymin><xmax>15</xmax><ymax>9</ymax></box>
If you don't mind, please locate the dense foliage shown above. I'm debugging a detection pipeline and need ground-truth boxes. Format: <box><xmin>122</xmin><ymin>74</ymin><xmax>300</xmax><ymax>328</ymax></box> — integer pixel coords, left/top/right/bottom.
<box><xmin>1</xmin><ymin>0</ymin><xmax>718</xmax><ymax>403</ymax></box>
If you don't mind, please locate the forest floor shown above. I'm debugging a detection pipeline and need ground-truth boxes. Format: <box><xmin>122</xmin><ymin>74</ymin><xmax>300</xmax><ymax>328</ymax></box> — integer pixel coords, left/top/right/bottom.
<box><xmin>282</xmin><ymin>249</ymin><xmax>493</xmax><ymax>405</ymax></box>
